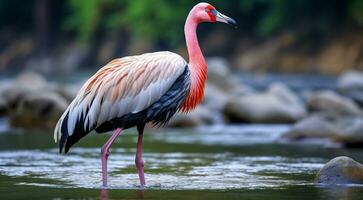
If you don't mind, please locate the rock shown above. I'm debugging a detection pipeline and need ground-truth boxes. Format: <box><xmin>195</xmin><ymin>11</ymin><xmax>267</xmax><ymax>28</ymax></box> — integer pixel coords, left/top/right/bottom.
<box><xmin>202</xmin><ymin>57</ymin><xmax>255</xmax><ymax>113</ymax></box>
<box><xmin>334</xmin><ymin>117</ymin><xmax>363</xmax><ymax>147</ymax></box>
<box><xmin>206</xmin><ymin>57</ymin><xmax>254</xmax><ymax>95</ymax></box>
<box><xmin>0</xmin><ymin>79</ymin><xmax>12</xmax><ymax>93</ymax></box>
<box><xmin>223</xmin><ymin>82</ymin><xmax>306</xmax><ymax>123</ymax></box>
<box><xmin>338</xmin><ymin>70</ymin><xmax>363</xmax><ymax>106</ymax></box>
<box><xmin>203</xmin><ymin>82</ymin><xmax>255</xmax><ymax>112</ymax></box>
<box><xmin>207</xmin><ymin>58</ymin><xmax>231</xmax><ymax>81</ymax></box>
<box><xmin>307</xmin><ymin>90</ymin><xmax>362</xmax><ymax>115</ymax></box>
<box><xmin>207</xmin><ymin>57</ymin><xmax>233</xmax><ymax>89</ymax></box>
<box><xmin>284</xmin><ymin>113</ymin><xmax>363</xmax><ymax>146</ymax></box>
<box><xmin>9</xmin><ymin>91</ymin><xmax>68</xmax><ymax>129</ymax></box>
<box><xmin>0</xmin><ymin>80</ymin><xmax>12</xmax><ymax>116</ymax></box>
<box><xmin>0</xmin><ymin>71</ymin><xmax>73</xmax><ymax>129</ymax></box>
<box><xmin>0</xmin><ymin>97</ymin><xmax>7</xmax><ymax>116</ymax></box>
<box><xmin>14</xmin><ymin>71</ymin><xmax>47</xmax><ymax>90</ymax></box>
<box><xmin>168</xmin><ymin>106</ymin><xmax>221</xmax><ymax>127</ymax></box>
<box><xmin>315</xmin><ymin>156</ymin><xmax>363</xmax><ymax>185</ymax></box>
<box><xmin>342</xmin><ymin>90</ymin><xmax>363</xmax><ymax>107</ymax></box>
<box><xmin>1</xmin><ymin>72</ymin><xmax>49</xmax><ymax>110</ymax></box>
<box><xmin>283</xmin><ymin>113</ymin><xmax>341</xmax><ymax>139</ymax></box>
<box><xmin>203</xmin><ymin>83</ymin><xmax>230</xmax><ymax>111</ymax></box>
<box><xmin>338</xmin><ymin>70</ymin><xmax>363</xmax><ymax>91</ymax></box>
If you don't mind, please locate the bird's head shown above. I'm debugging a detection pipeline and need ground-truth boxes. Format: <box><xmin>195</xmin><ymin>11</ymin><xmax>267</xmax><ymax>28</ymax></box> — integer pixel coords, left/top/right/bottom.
<box><xmin>191</xmin><ymin>2</ymin><xmax>237</xmax><ymax>27</ymax></box>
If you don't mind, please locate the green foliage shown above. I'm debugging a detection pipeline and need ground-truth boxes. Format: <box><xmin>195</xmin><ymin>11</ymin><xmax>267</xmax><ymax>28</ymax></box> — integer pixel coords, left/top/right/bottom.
<box><xmin>2</xmin><ymin>0</ymin><xmax>363</xmax><ymax>44</ymax></box>
<box><xmin>237</xmin><ymin>0</ymin><xmax>348</xmax><ymax>36</ymax></box>
<box><xmin>350</xmin><ymin>0</ymin><xmax>363</xmax><ymax>25</ymax></box>
<box><xmin>64</xmin><ymin>0</ymin><xmax>103</xmax><ymax>42</ymax></box>
<box><xmin>64</xmin><ymin>0</ymin><xmax>196</xmax><ymax>44</ymax></box>
<box><xmin>104</xmin><ymin>0</ymin><xmax>194</xmax><ymax>44</ymax></box>
<box><xmin>252</xmin><ymin>0</ymin><xmax>285</xmax><ymax>36</ymax></box>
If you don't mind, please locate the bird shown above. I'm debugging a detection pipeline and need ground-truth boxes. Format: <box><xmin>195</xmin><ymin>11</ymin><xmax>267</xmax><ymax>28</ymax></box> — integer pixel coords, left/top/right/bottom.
<box><xmin>54</xmin><ymin>2</ymin><xmax>236</xmax><ymax>188</ymax></box>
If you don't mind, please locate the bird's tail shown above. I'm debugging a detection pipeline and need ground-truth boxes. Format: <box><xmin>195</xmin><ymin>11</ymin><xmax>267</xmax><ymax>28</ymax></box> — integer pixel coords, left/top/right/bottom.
<box><xmin>54</xmin><ymin>108</ymin><xmax>70</xmax><ymax>153</ymax></box>
<box><xmin>54</xmin><ymin>102</ymin><xmax>93</xmax><ymax>154</ymax></box>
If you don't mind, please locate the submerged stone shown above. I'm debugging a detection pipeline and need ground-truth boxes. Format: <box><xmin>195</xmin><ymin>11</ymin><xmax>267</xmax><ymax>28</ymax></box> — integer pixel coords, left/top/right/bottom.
<box><xmin>315</xmin><ymin>156</ymin><xmax>363</xmax><ymax>185</ymax></box>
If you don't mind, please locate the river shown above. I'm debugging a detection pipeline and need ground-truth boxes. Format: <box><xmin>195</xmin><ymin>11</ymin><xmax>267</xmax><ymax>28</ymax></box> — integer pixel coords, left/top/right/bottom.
<box><xmin>1</xmin><ymin>124</ymin><xmax>363</xmax><ymax>199</ymax></box>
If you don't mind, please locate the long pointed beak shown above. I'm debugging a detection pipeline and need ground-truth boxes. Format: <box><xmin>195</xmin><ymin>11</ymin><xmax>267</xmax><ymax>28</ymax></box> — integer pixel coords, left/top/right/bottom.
<box><xmin>216</xmin><ymin>11</ymin><xmax>237</xmax><ymax>28</ymax></box>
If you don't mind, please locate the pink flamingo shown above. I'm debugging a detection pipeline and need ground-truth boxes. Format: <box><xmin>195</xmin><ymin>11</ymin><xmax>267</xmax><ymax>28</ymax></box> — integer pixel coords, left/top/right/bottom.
<box><xmin>54</xmin><ymin>2</ymin><xmax>236</xmax><ymax>188</ymax></box>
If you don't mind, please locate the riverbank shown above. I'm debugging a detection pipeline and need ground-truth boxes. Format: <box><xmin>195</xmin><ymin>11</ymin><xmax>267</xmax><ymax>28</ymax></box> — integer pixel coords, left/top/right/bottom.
<box><xmin>0</xmin><ymin>58</ymin><xmax>362</xmax><ymax>147</ymax></box>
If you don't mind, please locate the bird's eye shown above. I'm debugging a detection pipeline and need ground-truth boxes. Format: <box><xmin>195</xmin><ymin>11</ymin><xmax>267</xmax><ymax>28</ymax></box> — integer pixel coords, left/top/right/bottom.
<box><xmin>206</xmin><ymin>8</ymin><xmax>217</xmax><ymax>16</ymax></box>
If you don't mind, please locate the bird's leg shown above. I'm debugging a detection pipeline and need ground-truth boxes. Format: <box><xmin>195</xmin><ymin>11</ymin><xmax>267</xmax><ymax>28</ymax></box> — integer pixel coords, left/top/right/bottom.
<box><xmin>101</xmin><ymin>128</ymin><xmax>122</xmax><ymax>188</ymax></box>
<box><xmin>135</xmin><ymin>124</ymin><xmax>145</xmax><ymax>187</ymax></box>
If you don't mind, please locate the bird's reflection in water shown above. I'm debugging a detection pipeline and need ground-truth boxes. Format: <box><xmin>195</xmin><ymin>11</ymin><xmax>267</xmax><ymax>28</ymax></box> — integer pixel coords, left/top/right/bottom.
<box><xmin>99</xmin><ymin>188</ymin><xmax>145</xmax><ymax>200</ymax></box>
<box><xmin>136</xmin><ymin>189</ymin><xmax>145</xmax><ymax>199</ymax></box>
<box><xmin>100</xmin><ymin>188</ymin><xmax>109</xmax><ymax>200</ymax></box>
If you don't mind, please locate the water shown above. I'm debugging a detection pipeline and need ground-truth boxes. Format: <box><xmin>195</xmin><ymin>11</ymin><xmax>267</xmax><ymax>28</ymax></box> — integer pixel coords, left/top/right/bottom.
<box><xmin>1</xmin><ymin>125</ymin><xmax>363</xmax><ymax>199</ymax></box>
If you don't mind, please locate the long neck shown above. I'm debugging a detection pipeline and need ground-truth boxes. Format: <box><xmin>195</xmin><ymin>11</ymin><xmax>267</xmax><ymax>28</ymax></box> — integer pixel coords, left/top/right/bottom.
<box><xmin>180</xmin><ymin>11</ymin><xmax>207</xmax><ymax>112</ymax></box>
<box><xmin>185</xmin><ymin>15</ymin><xmax>206</xmax><ymax>68</ymax></box>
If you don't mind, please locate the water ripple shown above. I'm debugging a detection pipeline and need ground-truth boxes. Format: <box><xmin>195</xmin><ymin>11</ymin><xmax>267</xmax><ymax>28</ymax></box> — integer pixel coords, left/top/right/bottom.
<box><xmin>0</xmin><ymin>148</ymin><xmax>323</xmax><ymax>190</ymax></box>
<box><xmin>154</xmin><ymin>124</ymin><xmax>290</xmax><ymax>145</ymax></box>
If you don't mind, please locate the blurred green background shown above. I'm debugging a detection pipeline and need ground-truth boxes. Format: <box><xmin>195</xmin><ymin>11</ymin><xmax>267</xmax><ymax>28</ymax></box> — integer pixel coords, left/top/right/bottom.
<box><xmin>1</xmin><ymin>0</ymin><xmax>363</xmax><ymax>74</ymax></box>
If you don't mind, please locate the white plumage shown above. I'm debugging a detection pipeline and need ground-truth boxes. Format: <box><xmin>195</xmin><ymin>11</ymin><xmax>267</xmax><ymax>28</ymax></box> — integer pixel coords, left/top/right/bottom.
<box><xmin>54</xmin><ymin>51</ymin><xmax>187</xmax><ymax>142</ymax></box>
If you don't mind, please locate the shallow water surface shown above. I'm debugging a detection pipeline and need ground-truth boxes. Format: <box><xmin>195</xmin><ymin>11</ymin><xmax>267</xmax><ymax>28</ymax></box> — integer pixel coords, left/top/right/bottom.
<box><xmin>1</xmin><ymin>124</ymin><xmax>363</xmax><ymax>199</ymax></box>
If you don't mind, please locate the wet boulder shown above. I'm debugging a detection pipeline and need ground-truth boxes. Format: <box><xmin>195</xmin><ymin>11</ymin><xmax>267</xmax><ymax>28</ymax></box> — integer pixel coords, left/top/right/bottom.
<box><xmin>206</xmin><ymin>57</ymin><xmax>253</xmax><ymax>95</ymax></box>
<box><xmin>9</xmin><ymin>91</ymin><xmax>68</xmax><ymax>129</ymax></box>
<box><xmin>284</xmin><ymin>113</ymin><xmax>363</xmax><ymax>146</ymax></box>
<box><xmin>0</xmin><ymin>71</ymin><xmax>71</xmax><ymax>129</ymax></box>
<box><xmin>334</xmin><ymin>117</ymin><xmax>363</xmax><ymax>147</ymax></box>
<box><xmin>207</xmin><ymin>57</ymin><xmax>232</xmax><ymax>88</ymax></box>
<box><xmin>315</xmin><ymin>156</ymin><xmax>363</xmax><ymax>185</ymax></box>
<box><xmin>284</xmin><ymin>113</ymin><xmax>344</xmax><ymax>139</ymax></box>
<box><xmin>338</xmin><ymin>70</ymin><xmax>363</xmax><ymax>106</ymax></box>
<box><xmin>307</xmin><ymin>90</ymin><xmax>362</xmax><ymax>115</ymax></box>
<box><xmin>203</xmin><ymin>82</ymin><xmax>254</xmax><ymax>113</ymax></box>
<box><xmin>283</xmin><ymin>113</ymin><xmax>340</xmax><ymax>139</ymax></box>
<box><xmin>204</xmin><ymin>57</ymin><xmax>255</xmax><ymax>113</ymax></box>
<box><xmin>338</xmin><ymin>70</ymin><xmax>363</xmax><ymax>91</ymax></box>
<box><xmin>1</xmin><ymin>72</ymin><xmax>48</xmax><ymax>110</ymax></box>
<box><xmin>13</xmin><ymin>71</ymin><xmax>48</xmax><ymax>91</ymax></box>
<box><xmin>203</xmin><ymin>83</ymin><xmax>230</xmax><ymax>112</ymax></box>
<box><xmin>223</xmin><ymin>83</ymin><xmax>306</xmax><ymax>123</ymax></box>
